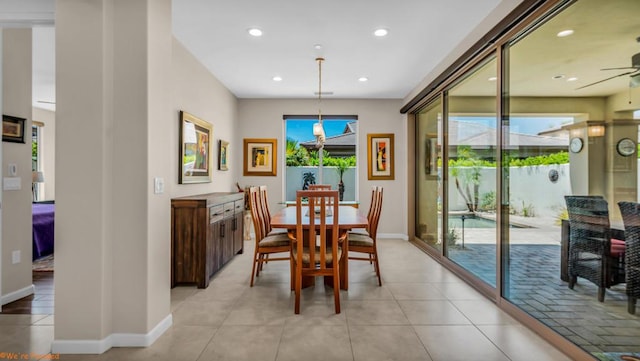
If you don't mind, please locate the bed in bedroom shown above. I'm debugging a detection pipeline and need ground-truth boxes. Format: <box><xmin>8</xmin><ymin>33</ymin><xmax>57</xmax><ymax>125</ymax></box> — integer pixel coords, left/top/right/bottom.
<box><xmin>33</xmin><ymin>202</ymin><xmax>54</xmax><ymax>260</ymax></box>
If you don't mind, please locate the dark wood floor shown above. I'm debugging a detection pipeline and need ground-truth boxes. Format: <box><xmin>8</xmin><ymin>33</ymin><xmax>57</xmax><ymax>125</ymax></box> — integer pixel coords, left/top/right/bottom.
<box><xmin>1</xmin><ymin>272</ymin><xmax>53</xmax><ymax>315</ymax></box>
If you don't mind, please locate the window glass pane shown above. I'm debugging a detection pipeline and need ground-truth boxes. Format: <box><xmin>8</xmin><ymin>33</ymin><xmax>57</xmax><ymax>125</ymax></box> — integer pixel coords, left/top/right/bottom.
<box><xmin>446</xmin><ymin>57</ymin><xmax>497</xmax><ymax>287</ymax></box>
<box><xmin>416</xmin><ymin>99</ymin><xmax>443</xmax><ymax>252</ymax></box>
<box><xmin>503</xmin><ymin>0</ymin><xmax>640</xmax><ymax>356</ymax></box>
<box><xmin>284</xmin><ymin>118</ymin><xmax>357</xmax><ymax>202</ymax></box>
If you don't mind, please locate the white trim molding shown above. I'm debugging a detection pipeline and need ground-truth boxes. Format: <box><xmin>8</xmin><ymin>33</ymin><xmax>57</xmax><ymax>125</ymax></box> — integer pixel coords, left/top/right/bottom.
<box><xmin>1</xmin><ymin>284</ymin><xmax>35</xmax><ymax>305</ymax></box>
<box><xmin>51</xmin><ymin>314</ymin><xmax>173</xmax><ymax>354</ymax></box>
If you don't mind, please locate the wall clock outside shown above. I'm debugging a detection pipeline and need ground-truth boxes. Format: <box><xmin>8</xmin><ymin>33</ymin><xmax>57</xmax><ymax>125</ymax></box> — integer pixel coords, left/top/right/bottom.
<box><xmin>617</xmin><ymin>138</ymin><xmax>635</xmax><ymax>157</ymax></box>
<box><xmin>570</xmin><ymin>137</ymin><xmax>583</xmax><ymax>153</ymax></box>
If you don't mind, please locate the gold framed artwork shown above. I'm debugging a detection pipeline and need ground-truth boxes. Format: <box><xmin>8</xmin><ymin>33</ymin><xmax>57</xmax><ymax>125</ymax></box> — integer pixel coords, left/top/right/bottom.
<box><xmin>218</xmin><ymin>140</ymin><xmax>229</xmax><ymax>171</ymax></box>
<box><xmin>2</xmin><ymin>114</ymin><xmax>26</xmax><ymax>143</ymax></box>
<box><xmin>179</xmin><ymin>111</ymin><xmax>213</xmax><ymax>184</ymax></box>
<box><xmin>243</xmin><ymin>138</ymin><xmax>277</xmax><ymax>176</ymax></box>
<box><xmin>367</xmin><ymin>133</ymin><xmax>394</xmax><ymax>180</ymax></box>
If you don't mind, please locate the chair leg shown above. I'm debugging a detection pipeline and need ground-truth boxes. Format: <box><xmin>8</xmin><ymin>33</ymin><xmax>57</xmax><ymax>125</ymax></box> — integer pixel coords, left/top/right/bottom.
<box><xmin>629</xmin><ymin>297</ymin><xmax>637</xmax><ymax>314</ymax></box>
<box><xmin>250</xmin><ymin>249</ymin><xmax>259</xmax><ymax>287</ymax></box>
<box><xmin>373</xmin><ymin>252</ymin><xmax>382</xmax><ymax>287</ymax></box>
<box><xmin>568</xmin><ymin>276</ymin><xmax>576</xmax><ymax>289</ymax></box>
<box><xmin>294</xmin><ymin>263</ymin><xmax>301</xmax><ymax>314</ymax></box>
<box><xmin>598</xmin><ymin>287</ymin><xmax>605</xmax><ymax>302</ymax></box>
<box><xmin>333</xmin><ymin>267</ymin><xmax>341</xmax><ymax>314</ymax></box>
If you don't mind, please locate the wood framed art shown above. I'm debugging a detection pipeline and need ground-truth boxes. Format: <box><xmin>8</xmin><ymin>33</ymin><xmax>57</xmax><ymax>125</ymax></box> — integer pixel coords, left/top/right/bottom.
<box><xmin>367</xmin><ymin>133</ymin><xmax>394</xmax><ymax>180</ymax></box>
<box><xmin>179</xmin><ymin>111</ymin><xmax>213</xmax><ymax>184</ymax></box>
<box><xmin>243</xmin><ymin>138</ymin><xmax>277</xmax><ymax>176</ymax></box>
<box><xmin>218</xmin><ymin>140</ymin><xmax>229</xmax><ymax>171</ymax></box>
<box><xmin>2</xmin><ymin>114</ymin><xmax>26</xmax><ymax>143</ymax></box>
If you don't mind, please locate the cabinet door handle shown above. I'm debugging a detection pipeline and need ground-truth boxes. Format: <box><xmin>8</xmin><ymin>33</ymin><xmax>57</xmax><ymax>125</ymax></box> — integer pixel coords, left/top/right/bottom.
<box><xmin>232</xmin><ymin>217</ymin><xmax>237</xmax><ymax>231</ymax></box>
<box><xmin>220</xmin><ymin>223</ymin><xmax>225</xmax><ymax>238</ymax></box>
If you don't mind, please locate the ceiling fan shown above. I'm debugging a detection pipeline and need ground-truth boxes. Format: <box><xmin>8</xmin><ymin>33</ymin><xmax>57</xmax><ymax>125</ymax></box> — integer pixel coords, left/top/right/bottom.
<box><xmin>577</xmin><ymin>37</ymin><xmax>640</xmax><ymax>90</ymax></box>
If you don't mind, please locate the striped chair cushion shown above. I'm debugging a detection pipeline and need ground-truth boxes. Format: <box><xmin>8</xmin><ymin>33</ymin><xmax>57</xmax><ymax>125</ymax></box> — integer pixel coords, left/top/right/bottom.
<box><xmin>348</xmin><ymin>233</ymin><xmax>374</xmax><ymax>247</ymax></box>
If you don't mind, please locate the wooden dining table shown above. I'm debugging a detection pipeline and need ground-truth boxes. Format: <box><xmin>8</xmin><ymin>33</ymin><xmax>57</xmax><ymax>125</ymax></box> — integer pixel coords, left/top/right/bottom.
<box><xmin>270</xmin><ymin>205</ymin><xmax>368</xmax><ymax>290</ymax></box>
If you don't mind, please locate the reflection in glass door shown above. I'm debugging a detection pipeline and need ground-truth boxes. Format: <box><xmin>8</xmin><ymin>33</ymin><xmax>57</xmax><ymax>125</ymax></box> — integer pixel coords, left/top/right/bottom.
<box><xmin>415</xmin><ymin>100</ymin><xmax>443</xmax><ymax>253</ymax></box>
<box><xmin>445</xmin><ymin>57</ymin><xmax>498</xmax><ymax>287</ymax></box>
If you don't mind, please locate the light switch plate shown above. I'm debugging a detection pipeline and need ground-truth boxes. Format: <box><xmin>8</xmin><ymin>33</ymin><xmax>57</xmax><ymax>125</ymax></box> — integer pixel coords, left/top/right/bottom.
<box><xmin>3</xmin><ymin>177</ymin><xmax>21</xmax><ymax>190</ymax></box>
<box><xmin>12</xmin><ymin>250</ymin><xmax>20</xmax><ymax>264</ymax></box>
<box><xmin>154</xmin><ymin>177</ymin><xmax>164</xmax><ymax>194</ymax></box>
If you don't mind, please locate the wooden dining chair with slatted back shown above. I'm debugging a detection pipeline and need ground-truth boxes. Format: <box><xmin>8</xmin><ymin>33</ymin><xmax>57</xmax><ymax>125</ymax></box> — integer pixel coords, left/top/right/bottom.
<box><xmin>292</xmin><ymin>189</ymin><xmax>342</xmax><ymax>314</ymax></box>
<box><xmin>248</xmin><ymin>187</ymin><xmax>291</xmax><ymax>287</ymax></box>
<box><xmin>348</xmin><ymin>186</ymin><xmax>383</xmax><ymax>286</ymax></box>
<box><xmin>259</xmin><ymin>185</ymin><xmax>287</xmax><ymax>236</ymax></box>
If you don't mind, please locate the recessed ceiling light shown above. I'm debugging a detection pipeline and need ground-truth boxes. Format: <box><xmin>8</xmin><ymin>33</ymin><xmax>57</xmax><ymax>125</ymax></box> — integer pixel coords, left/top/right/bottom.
<box><xmin>358</xmin><ymin>77</ymin><xmax>368</xmax><ymax>82</ymax></box>
<box><xmin>248</xmin><ymin>28</ymin><xmax>263</xmax><ymax>37</ymax></box>
<box><xmin>314</xmin><ymin>44</ymin><xmax>323</xmax><ymax>50</ymax></box>
<box><xmin>272</xmin><ymin>76</ymin><xmax>282</xmax><ymax>82</ymax></box>
<box><xmin>488</xmin><ymin>76</ymin><xmax>497</xmax><ymax>81</ymax></box>
<box><xmin>552</xmin><ymin>74</ymin><xmax>565</xmax><ymax>80</ymax></box>
<box><xmin>567</xmin><ymin>77</ymin><xmax>578</xmax><ymax>82</ymax></box>
<box><xmin>557</xmin><ymin>29</ymin><xmax>574</xmax><ymax>37</ymax></box>
<box><xmin>374</xmin><ymin>28</ymin><xmax>388</xmax><ymax>37</ymax></box>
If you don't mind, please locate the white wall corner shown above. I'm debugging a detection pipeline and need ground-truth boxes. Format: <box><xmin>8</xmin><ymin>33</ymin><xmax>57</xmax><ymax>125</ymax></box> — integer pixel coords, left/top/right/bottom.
<box><xmin>1</xmin><ymin>284</ymin><xmax>34</xmax><ymax>305</ymax></box>
<box><xmin>51</xmin><ymin>314</ymin><xmax>173</xmax><ymax>354</ymax></box>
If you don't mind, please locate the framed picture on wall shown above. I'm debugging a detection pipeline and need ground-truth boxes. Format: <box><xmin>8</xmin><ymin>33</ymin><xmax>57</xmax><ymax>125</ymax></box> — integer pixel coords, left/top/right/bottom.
<box><xmin>243</xmin><ymin>138</ymin><xmax>277</xmax><ymax>176</ymax></box>
<box><xmin>178</xmin><ymin>111</ymin><xmax>213</xmax><ymax>184</ymax></box>
<box><xmin>218</xmin><ymin>140</ymin><xmax>229</xmax><ymax>171</ymax></box>
<box><xmin>367</xmin><ymin>133</ymin><xmax>394</xmax><ymax>180</ymax></box>
<box><xmin>2</xmin><ymin>114</ymin><xmax>26</xmax><ymax>143</ymax></box>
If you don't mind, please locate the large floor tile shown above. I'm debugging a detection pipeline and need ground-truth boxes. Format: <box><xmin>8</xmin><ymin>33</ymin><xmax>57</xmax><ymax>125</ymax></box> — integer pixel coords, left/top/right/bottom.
<box><xmin>414</xmin><ymin>325</ymin><xmax>510</xmax><ymax>361</ymax></box>
<box><xmin>452</xmin><ymin>299</ymin><xmax>520</xmax><ymax>325</ymax></box>
<box><xmin>197</xmin><ymin>325</ymin><xmax>282</xmax><ymax>361</ymax></box>
<box><xmin>276</xmin><ymin>325</ymin><xmax>352</xmax><ymax>361</ymax></box>
<box><xmin>398</xmin><ymin>300</ymin><xmax>471</xmax><ymax>325</ymax></box>
<box><xmin>386</xmin><ymin>283</ymin><xmax>446</xmax><ymax>300</ymax></box>
<box><xmin>345</xmin><ymin>300</ymin><xmax>409</xmax><ymax>325</ymax></box>
<box><xmin>478</xmin><ymin>325</ymin><xmax>572</xmax><ymax>361</ymax></box>
<box><xmin>350</xmin><ymin>325</ymin><xmax>432</xmax><ymax>361</ymax></box>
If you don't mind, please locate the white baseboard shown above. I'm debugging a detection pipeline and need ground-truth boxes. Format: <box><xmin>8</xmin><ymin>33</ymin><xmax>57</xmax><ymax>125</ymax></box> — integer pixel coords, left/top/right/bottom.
<box><xmin>377</xmin><ymin>233</ymin><xmax>409</xmax><ymax>241</ymax></box>
<box><xmin>1</xmin><ymin>284</ymin><xmax>35</xmax><ymax>306</ymax></box>
<box><xmin>51</xmin><ymin>314</ymin><xmax>173</xmax><ymax>354</ymax></box>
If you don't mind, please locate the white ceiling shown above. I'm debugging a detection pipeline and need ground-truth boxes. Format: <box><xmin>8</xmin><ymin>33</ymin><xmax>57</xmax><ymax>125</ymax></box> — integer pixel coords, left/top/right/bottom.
<box><xmin>171</xmin><ymin>0</ymin><xmax>506</xmax><ymax>99</ymax></box>
<box><xmin>2</xmin><ymin>0</ymin><xmax>514</xmax><ymax>111</ymax></box>
<box><xmin>13</xmin><ymin>0</ymin><xmax>639</xmax><ymax>113</ymax></box>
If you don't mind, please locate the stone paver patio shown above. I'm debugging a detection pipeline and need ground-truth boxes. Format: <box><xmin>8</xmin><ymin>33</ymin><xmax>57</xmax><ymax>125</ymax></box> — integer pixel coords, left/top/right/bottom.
<box><xmin>442</xmin><ymin>214</ymin><xmax>640</xmax><ymax>355</ymax></box>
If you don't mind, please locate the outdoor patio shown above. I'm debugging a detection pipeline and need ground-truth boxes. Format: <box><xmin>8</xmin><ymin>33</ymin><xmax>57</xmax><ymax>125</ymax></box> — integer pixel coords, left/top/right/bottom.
<box><xmin>446</xmin><ymin>217</ymin><xmax>640</xmax><ymax>355</ymax></box>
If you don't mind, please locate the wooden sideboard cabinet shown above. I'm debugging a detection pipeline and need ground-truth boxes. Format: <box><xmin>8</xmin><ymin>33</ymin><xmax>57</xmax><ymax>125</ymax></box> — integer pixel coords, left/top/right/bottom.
<box><xmin>171</xmin><ymin>192</ymin><xmax>244</xmax><ymax>288</ymax></box>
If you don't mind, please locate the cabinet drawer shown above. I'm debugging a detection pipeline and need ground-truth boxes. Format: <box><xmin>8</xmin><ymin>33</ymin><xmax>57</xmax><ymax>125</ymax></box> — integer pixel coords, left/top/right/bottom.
<box><xmin>209</xmin><ymin>205</ymin><xmax>224</xmax><ymax>223</ymax></box>
<box><xmin>223</xmin><ymin>202</ymin><xmax>235</xmax><ymax>218</ymax></box>
<box><xmin>234</xmin><ymin>200</ymin><xmax>244</xmax><ymax>213</ymax></box>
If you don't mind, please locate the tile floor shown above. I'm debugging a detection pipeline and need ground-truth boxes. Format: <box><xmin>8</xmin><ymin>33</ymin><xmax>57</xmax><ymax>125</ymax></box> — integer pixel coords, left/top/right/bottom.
<box><xmin>0</xmin><ymin>239</ymin><xmax>572</xmax><ymax>361</ymax></box>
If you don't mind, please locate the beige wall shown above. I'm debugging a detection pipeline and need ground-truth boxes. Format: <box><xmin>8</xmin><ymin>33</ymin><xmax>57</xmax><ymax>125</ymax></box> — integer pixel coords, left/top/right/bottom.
<box><xmin>237</xmin><ymin>98</ymin><xmax>407</xmax><ymax>237</ymax></box>
<box><xmin>171</xmin><ymin>39</ymin><xmax>239</xmax><ymax>197</ymax></box>
<box><xmin>32</xmin><ymin>107</ymin><xmax>55</xmax><ymax>201</ymax></box>
<box><xmin>2</xmin><ymin>29</ymin><xmax>33</xmax><ymax>299</ymax></box>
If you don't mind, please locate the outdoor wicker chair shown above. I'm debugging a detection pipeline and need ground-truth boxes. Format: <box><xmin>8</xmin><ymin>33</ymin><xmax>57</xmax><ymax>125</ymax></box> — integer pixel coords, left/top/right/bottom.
<box><xmin>618</xmin><ymin>201</ymin><xmax>640</xmax><ymax>314</ymax></box>
<box><xmin>565</xmin><ymin>195</ymin><xmax>625</xmax><ymax>302</ymax></box>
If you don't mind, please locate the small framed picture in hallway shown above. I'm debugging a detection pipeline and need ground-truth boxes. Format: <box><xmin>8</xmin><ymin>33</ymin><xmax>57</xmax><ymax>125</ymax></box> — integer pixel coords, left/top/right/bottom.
<box><xmin>2</xmin><ymin>114</ymin><xmax>26</xmax><ymax>144</ymax></box>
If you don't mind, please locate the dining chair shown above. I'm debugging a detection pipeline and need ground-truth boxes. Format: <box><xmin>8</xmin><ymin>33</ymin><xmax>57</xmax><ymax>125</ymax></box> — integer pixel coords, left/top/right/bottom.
<box><xmin>259</xmin><ymin>185</ymin><xmax>287</xmax><ymax>236</ymax></box>
<box><xmin>348</xmin><ymin>186</ymin><xmax>383</xmax><ymax>286</ymax></box>
<box><xmin>618</xmin><ymin>201</ymin><xmax>640</xmax><ymax>314</ymax></box>
<box><xmin>292</xmin><ymin>189</ymin><xmax>342</xmax><ymax>314</ymax></box>
<box><xmin>565</xmin><ymin>195</ymin><xmax>625</xmax><ymax>302</ymax></box>
<box><xmin>308</xmin><ymin>184</ymin><xmax>332</xmax><ymax>190</ymax></box>
<box><xmin>248</xmin><ymin>186</ymin><xmax>292</xmax><ymax>287</ymax></box>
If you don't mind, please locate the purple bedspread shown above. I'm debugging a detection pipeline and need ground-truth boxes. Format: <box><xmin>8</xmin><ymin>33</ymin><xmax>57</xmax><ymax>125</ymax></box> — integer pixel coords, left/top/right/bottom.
<box><xmin>33</xmin><ymin>203</ymin><xmax>54</xmax><ymax>260</ymax></box>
